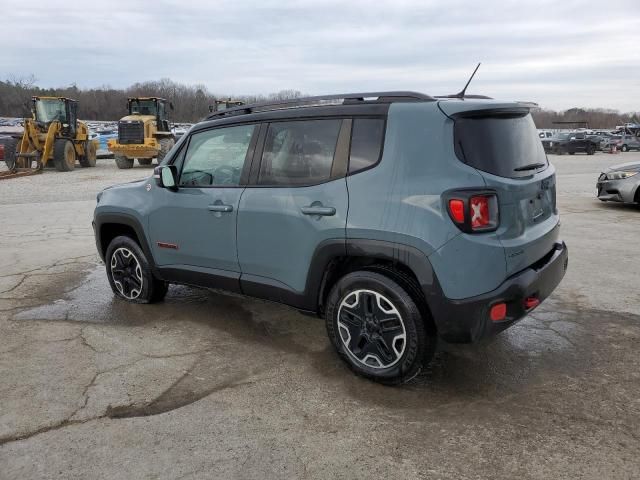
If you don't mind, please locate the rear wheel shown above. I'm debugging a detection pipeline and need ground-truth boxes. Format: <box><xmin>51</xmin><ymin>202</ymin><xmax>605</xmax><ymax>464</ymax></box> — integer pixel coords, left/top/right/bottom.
<box><xmin>114</xmin><ymin>154</ymin><xmax>134</xmax><ymax>169</ymax></box>
<box><xmin>137</xmin><ymin>158</ymin><xmax>153</xmax><ymax>166</ymax></box>
<box><xmin>157</xmin><ymin>137</ymin><xmax>175</xmax><ymax>163</ymax></box>
<box><xmin>325</xmin><ymin>271</ymin><xmax>435</xmax><ymax>385</ymax></box>
<box><xmin>621</xmin><ymin>144</ymin><xmax>629</xmax><ymax>152</ymax></box>
<box><xmin>105</xmin><ymin>235</ymin><xmax>168</xmax><ymax>304</ymax></box>
<box><xmin>79</xmin><ymin>140</ymin><xmax>97</xmax><ymax>167</ymax></box>
<box><xmin>587</xmin><ymin>144</ymin><xmax>596</xmax><ymax>155</ymax></box>
<box><xmin>53</xmin><ymin>139</ymin><xmax>76</xmax><ymax>171</ymax></box>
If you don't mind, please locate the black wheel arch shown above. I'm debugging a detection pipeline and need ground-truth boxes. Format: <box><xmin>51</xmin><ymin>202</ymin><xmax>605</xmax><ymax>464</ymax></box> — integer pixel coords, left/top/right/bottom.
<box><xmin>308</xmin><ymin>239</ymin><xmax>442</xmax><ymax>323</ymax></box>
<box><xmin>94</xmin><ymin>213</ymin><xmax>161</xmax><ymax>277</ymax></box>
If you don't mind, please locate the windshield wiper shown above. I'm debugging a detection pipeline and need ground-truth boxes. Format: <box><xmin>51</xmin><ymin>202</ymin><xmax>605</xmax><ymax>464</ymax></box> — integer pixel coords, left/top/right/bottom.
<box><xmin>514</xmin><ymin>162</ymin><xmax>546</xmax><ymax>172</ymax></box>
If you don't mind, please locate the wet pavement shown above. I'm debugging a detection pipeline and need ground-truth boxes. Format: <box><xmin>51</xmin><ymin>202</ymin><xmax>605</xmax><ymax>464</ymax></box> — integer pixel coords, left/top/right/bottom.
<box><xmin>0</xmin><ymin>155</ymin><xmax>639</xmax><ymax>479</ymax></box>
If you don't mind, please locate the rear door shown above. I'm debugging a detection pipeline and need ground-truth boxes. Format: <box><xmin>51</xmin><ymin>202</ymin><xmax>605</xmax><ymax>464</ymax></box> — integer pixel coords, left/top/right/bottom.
<box><xmin>442</xmin><ymin>102</ymin><xmax>560</xmax><ymax>276</ymax></box>
<box><xmin>237</xmin><ymin>118</ymin><xmax>350</xmax><ymax>299</ymax></box>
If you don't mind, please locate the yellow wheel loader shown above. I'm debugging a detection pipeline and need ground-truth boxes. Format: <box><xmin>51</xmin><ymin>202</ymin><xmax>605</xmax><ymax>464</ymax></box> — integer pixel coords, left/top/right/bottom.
<box><xmin>14</xmin><ymin>96</ymin><xmax>97</xmax><ymax>173</ymax></box>
<box><xmin>108</xmin><ymin>97</ymin><xmax>175</xmax><ymax>169</ymax></box>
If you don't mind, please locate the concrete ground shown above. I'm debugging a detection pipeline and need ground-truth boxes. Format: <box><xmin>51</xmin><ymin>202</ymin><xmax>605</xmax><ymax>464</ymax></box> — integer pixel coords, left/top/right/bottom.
<box><xmin>0</xmin><ymin>153</ymin><xmax>639</xmax><ymax>479</ymax></box>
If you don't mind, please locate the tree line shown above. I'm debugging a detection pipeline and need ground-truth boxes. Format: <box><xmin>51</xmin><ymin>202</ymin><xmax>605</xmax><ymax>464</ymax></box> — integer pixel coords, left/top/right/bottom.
<box><xmin>0</xmin><ymin>75</ymin><xmax>302</xmax><ymax>123</ymax></box>
<box><xmin>1</xmin><ymin>75</ymin><xmax>638</xmax><ymax>128</ymax></box>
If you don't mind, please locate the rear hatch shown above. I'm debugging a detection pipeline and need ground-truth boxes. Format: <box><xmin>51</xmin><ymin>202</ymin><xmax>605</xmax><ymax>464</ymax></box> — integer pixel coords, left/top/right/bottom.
<box><xmin>439</xmin><ymin>101</ymin><xmax>560</xmax><ymax>277</ymax></box>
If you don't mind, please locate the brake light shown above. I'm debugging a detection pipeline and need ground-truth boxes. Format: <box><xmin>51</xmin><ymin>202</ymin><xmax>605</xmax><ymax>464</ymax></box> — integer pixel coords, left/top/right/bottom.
<box><xmin>446</xmin><ymin>192</ymin><xmax>499</xmax><ymax>233</ymax></box>
<box><xmin>448</xmin><ymin>199</ymin><xmax>465</xmax><ymax>223</ymax></box>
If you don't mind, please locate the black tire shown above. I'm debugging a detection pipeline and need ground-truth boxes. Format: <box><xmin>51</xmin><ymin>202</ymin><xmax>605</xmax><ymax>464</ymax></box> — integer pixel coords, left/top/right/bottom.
<box><xmin>621</xmin><ymin>144</ymin><xmax>629</xmax><ymax>152</ymax></box>
<box><xmin>2</xmin><ymin>137</ymin><xmax>18</xmax><ymax>170</ymax></box>
<box><xmin>105</xmin><ymin>235</ymin><xmax>168</xmax><ymax>304</ymax></box>
<box><xmin>53</xmin><ymin>138</ymin><xmax>76</xmax><ymax>171</ymax></box>
<box><xmin>157</xmin><ymin>137</ymin><xmax>175</xmax><ymax>163</ymax></box>
<box><xmin>137</xmin><ymin>158</ymin><xmax>153</xmax><ymax>166</ymax></box>
<box><xmin>568</xmin><ymin>151</ymin><xmax>575</xmax><ymax>155</ymax></box>
<box><xmin>79</xmin><ymin>140</ymin><xmax>97</xmax><ymax>167</ymax></box>
<box><xmin>325</xmin><ymin>271</ymin><xmax>435</xmax><ymax>385</ymax></box>
<box><xmin>114</xmin><ymin>154</ymin><xmax>134</xmax><ymax>169</ymax></box>
<box><xmin>587</xmin><ymin>145</ymin><xmax>596</xmax><ymax>155</ymax></box>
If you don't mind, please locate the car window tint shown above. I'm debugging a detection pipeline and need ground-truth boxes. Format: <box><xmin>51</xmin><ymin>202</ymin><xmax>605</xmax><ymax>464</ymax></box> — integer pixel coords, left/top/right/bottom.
<box><xmin>348</xmin><ymin>118</ymin><xmax>385</xmax><ymax>174</ymax></box>
<box><xmin>258</xmin><ymin>119</ymin><xmax>341</xmax><ymax>186</ymax></box>
<box><xmin>180</xmin><ymin>124</ymin><xmax>255</xmax><ymax>187</ymax></box>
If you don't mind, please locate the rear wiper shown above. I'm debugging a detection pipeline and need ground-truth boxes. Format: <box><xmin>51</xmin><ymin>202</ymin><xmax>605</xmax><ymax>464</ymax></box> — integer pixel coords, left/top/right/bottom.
<box><xmin>514</xmin><ymin>162</ymin><xmax>546</xmax><ymax>172</ymax></box>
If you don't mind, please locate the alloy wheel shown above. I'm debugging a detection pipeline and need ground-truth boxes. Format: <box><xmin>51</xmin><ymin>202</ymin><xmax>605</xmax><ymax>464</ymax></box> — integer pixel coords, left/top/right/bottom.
<box><xmin>337</xmin><ymin>289</ymin><xmax>407</xmax><ymax>369</ymax></box>
<box><xmin>110</xmin><ymin>247</ymin><xmax>143</xmax><ymax>299</ymax></box>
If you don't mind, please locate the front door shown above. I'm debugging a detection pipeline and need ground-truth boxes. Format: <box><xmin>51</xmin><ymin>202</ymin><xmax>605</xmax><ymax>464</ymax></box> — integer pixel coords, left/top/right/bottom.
<box><xmin>148</xmin><ymin>123</ymin><xmax>258</xmax><ymax>275</ymax></box>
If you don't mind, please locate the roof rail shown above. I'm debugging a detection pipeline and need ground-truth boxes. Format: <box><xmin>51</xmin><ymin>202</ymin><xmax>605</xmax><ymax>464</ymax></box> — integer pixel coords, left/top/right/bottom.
<box><xmin>434</xmin><ymin>94</ymin><xmax>493</xmax><ymax>100</ymax></box>
<box><xmin>205</xmin><ymin>91</ymin><xmax>434</xmax><ymax>120</ymax></box>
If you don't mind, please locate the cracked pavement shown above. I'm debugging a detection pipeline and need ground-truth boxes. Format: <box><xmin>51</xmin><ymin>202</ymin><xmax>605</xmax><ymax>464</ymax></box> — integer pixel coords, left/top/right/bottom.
<box><xmin>0</xmin><ymin>156</ymin><xmax>639</xmax><ymax>479</ymax></box>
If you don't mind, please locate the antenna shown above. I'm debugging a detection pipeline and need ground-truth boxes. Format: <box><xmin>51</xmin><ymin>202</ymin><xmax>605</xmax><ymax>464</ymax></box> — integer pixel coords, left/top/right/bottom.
<box><xmin>453</xmin><ymin>62</ymin><xmax>481</xmax><ymax>99</ymax></box>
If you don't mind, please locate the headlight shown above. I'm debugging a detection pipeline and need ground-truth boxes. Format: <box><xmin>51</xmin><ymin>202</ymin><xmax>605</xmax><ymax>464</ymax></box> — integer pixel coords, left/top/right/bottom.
<box><xmin>608</xmin><ymin>171</ymin><xmax>639</xmax><ymax>180</ymax></box>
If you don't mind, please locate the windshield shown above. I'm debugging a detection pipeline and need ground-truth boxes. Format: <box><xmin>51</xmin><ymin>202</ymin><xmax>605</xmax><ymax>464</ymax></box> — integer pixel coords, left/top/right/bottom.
<box><xmin>454</xmin><ymin>112</ymin><xmax>548</xmax><ymax>179</ymax></box>
<box><xmin>129</xmin><ymin>99</ymin><xmax>157</xmax><ymax>116</ymax></box>
<box><xmin>34</xmin><ymin>99</ymin><xmax>67</xmax><ymax>123</ymax></box>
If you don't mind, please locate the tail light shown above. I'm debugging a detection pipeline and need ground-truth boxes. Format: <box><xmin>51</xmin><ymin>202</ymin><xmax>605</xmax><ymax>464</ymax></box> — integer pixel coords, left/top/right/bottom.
<box><xmin>445</xmin><ymin>190</ymin><xmax>499</xmax><ymax>233</ymax></box>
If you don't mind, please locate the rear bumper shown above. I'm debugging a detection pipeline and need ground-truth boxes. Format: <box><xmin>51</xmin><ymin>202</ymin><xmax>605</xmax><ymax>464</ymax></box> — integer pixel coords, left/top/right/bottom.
<box><xmin>429</xmin><ymin>242</ymin><xmax>568</xmax><ymax>343</ymax></box>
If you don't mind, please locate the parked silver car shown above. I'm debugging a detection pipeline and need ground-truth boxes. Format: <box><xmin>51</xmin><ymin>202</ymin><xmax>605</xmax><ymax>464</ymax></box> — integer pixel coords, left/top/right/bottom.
<box><xmin>596</xmin><ymin>161</ymin><xmax>640</xmax><ymax>203</ymax></box>
<box><xmin>601</xmin><ymin>134</ymin><xmax>640</xmax><ymax>152</ymax></box>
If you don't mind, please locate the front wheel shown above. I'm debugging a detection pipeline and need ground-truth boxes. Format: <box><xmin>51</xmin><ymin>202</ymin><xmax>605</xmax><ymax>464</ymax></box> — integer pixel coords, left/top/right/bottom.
<box><xmin>621</xmin><ymin>144</ymin><xmax>629</xmax><ymax>152</ymax></box>
<box><xmin>53</xmin><ymin>138</ymin><xmax>76</xmax><ymax>171</ymax></box>
<box><xmin>105</xmin><ymin>235</ymin><xmax>168</xmax><ymax>303</ymax></box>
<box><xmin>325</xmin><ymin>271</ymin><xmax>435</xmax><ymax>385</ymax></box>
<box><xmin>79</xmin><ymin>140</ymin><xmax>97</xmax><ymax>167</ymax></box>
<box><xmin>114</xmin><ymin>154</ymin><xmax>134</xmax><ymax>169</ymax></box>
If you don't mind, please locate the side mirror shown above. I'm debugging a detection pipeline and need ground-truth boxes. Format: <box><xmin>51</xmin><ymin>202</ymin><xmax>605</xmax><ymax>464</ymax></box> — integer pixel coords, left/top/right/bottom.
<box><xmin>154</xmin><ymin>165</ymin><xmax>178</xmax><ymax>190</ymax></box>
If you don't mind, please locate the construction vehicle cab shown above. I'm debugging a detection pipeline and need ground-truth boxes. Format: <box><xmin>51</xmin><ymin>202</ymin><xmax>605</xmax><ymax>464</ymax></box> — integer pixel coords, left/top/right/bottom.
<box><xmin>108</xmin><ymin>97</ymin><xmax>175</xmax><ymax>169</ymax></box>
<box><xmin>12</xmin><ymin>96</ymin><xmax>96</xmax><ymax>173</ymax></box>
<box><xmin>208</xmin><ymin>99</ymin><xmax>245</xmax><ymax>113</ymax></box>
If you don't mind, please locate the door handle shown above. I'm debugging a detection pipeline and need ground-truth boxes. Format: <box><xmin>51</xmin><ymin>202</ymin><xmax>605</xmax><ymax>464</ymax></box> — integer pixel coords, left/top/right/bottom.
<box><xmin>301</xmin><ymin>206</ymin><xmax>336</xmax><ymax>216</ymax></box>
<box><xmin>208</xmin><ymin>204</ymin><xmax>233</xmax><ymax>213</ymax></box>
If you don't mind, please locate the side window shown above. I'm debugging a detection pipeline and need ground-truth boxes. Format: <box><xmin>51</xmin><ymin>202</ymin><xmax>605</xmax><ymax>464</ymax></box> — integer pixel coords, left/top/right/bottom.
<box><xmin>258</xmin><ymin>119</ymin><xmax>342</xmax><ymax>186</ymax></box>
<box><xmin>348</xmin><ymin>118</ymin><xmax>385</xmax><ymax>174</ymax></box>
<box><xmin>179</xmin><ymin>124</ymin><xmax>255</xmax><ymax>187</ymax></box>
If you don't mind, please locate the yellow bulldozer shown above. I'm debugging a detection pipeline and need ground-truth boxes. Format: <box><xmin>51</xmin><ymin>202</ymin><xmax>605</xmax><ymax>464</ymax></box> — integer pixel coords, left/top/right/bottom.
<box><xmin>108</xmin><ymin>97</ymin><xmax>175</xmax><ymax>169</ymax></box>
<box><xmin>12</xmin><ymin>96</ymin><xmax>97</xmax><ymax>172</ymax></box>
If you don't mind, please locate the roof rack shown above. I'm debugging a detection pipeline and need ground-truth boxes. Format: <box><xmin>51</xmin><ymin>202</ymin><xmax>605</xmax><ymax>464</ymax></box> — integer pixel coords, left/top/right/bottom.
<box><xmin>205</xmin><ymin>91</ymin><xmax>434</xmax><ymax>120</ymax></box>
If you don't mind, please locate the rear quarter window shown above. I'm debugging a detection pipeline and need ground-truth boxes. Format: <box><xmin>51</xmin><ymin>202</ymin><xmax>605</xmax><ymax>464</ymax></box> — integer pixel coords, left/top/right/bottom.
<box><xmin>454</xmin><ymin>112</ymin><xmax>548</xmax><ymax>179</ymax></box>
<box><xmin>348</xmin><ymin>118</ymin><xmax>385</xmax><ymax>174</ymax></box>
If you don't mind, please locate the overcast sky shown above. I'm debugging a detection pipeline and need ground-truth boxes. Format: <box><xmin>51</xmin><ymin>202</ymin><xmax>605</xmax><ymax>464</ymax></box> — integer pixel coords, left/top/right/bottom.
<box><xmin>2</xmin><ymin>0</ymin><xmax>639</xmax><ymax>111</ymax></box>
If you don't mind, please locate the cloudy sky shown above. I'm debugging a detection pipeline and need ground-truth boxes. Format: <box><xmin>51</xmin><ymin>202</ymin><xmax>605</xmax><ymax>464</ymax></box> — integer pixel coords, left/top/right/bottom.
<box><xmin>2</xmin><ymin>0</ymin><xmax>640</xmax><ymax>111</ymax></box>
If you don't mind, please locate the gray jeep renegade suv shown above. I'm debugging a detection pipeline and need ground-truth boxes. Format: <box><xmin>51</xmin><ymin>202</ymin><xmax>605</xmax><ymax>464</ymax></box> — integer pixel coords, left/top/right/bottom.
<box><xmin>94</xmin><ymin>91</ymin><xmax>568</xmax><ymax>385</ymax></box>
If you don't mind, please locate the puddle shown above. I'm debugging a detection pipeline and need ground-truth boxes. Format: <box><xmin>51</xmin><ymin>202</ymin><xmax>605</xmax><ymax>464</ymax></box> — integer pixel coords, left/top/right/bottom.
<box><xmin>9</xmin><ymin>264</ymin><xmax>640</xmax><ymax>418</ymax></box>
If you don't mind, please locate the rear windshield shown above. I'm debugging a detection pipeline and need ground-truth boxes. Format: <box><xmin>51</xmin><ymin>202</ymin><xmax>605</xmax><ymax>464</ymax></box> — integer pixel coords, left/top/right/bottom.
<box><xmin>454</xmin><ymin>112</ymin><xmax>548</xmax><ymax>179</ymax></box>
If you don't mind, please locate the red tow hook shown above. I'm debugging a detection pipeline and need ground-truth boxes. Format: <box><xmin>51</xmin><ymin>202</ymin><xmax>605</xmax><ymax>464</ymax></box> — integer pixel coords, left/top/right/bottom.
<box><xmin>524</xmin><ymin>297</ymin><xmax>540</xmax><ymax>310</ymax></box>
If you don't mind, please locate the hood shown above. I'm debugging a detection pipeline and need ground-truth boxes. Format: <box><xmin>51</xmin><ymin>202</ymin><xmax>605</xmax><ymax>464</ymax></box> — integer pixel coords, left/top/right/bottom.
<box><xmin>101</xmin><ymin>178</ymin><xmax>147</xmax><ymax>191</ymax></box>
<box><xmin>120</xmin><ymin>114</ymin><xmax>156</xmax><ymax>123</ymax></box>
<box><xmin>607</xmin><ymin>161</ymin><xmax>640</xmax><ymax>172</ymax></box>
